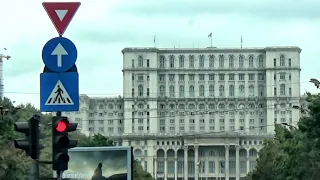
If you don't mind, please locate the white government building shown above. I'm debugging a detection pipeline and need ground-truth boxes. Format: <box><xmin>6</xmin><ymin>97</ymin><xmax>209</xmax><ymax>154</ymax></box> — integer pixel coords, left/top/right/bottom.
<box><xmin>63</xmin><ymin>46</ymin><xmax>303</xmax><ymax>180</ymax></box>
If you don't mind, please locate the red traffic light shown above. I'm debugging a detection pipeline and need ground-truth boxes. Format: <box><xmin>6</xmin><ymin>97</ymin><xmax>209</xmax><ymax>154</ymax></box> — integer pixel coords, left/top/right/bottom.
<box><xmin>56</xmin><ymin>120</ymin><xmax>69</xmax><ymax>132</ymax></box>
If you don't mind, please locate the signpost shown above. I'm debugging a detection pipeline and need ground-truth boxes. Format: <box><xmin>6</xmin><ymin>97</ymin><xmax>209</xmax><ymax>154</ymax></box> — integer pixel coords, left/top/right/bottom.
<box><xmin>41</xmin><ymin>2</ymin><xmax>81</xmax><ymax>179</ymax></box>
<box><xmin>41</xmin><ymin>2</ymin><xmax>81</xmax><ymax>112</ymax></box>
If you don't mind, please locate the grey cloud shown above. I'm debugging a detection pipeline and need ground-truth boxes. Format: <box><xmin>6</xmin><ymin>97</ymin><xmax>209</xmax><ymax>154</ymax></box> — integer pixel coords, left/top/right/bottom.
<box><xmin>111</xmin><ymin>0</ymin><xmax>320</xmax><ymax>20</ymax></box>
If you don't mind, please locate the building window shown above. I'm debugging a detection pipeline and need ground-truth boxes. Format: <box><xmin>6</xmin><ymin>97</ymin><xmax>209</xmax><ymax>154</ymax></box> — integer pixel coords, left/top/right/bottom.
<box><xmin>189</xmin><ymin>55</ymin><xmax>194</xmax><ymax>68</ymax></box>
<box><xmin>274</xmin><ymin>87</ymin><xmax>277</xmax><ymax>96</ymax></box>
<box><xmin>229</xmin><ymin>55</ymin><xmax>234</xmax><ymax>68</ymax></box>
<box><xmin>274</xmin><ymin>58</ymin><xmax>277</xmax><ymax>67</ymax></box>
<box><xmin>169</xmin><ymin>85</ymin><xmax>175</xmax><ymax>97</ymax></box>
<box><xmin>199</xmin><ymin>85</ymin><xmax>205</xmax><ymax>97</ymax></box>
<box><xmin>179</xmin><ymin>85</ymin><xmax>184</xmax><ymax>97</ymax></box>
<box><xmin>229</xmin><ymin>85</ymin><xmax>234</xmax><ymax>96</ymax></box>
<box><xmin>179</xmin><ymin>55</ymin><xmax>184</xmax><ymax>68</ymax></box>
<box><xmin>280</xmin><ymin>84</ymin><xmax>286</xmax><ymax>95</ymax></box>
<box><xmin>209</xmin><ymin>55</ymin><xmax>214</xmax><ymax>67</ymax></box>
<box><xmin>259</xmin><ymin>85</ymin><xmax>264</xmax><ymax>96</ymax></box>
<box><xmin>248</xmin><ymin>55</ymin><xmax>254</xmax><ymax>67</ymax></box>
<box><xmin>219</xmin><ymin>85</ymin><xmax>224</xmax><ymax>97</ymax></box>
<box><xmin>132</xmin><ymin>59</ymin><xmax>134</xmax><ymax>68</ymax></box>
<box><xmin>280</xmin><ymin>55</ymin><xmax>285</xmax><ymax>66</ymax></box>
<box><xmin>169</xmin><ymin>55</ymin><xmax>175</xmax><ymax>68</ymax></box>
<box><xmin>159</xmin><ymin>85</ymin><xmax>165</xmax><ymax>96</ymax></box>
<box><xmin>289</xmin><ymin>58</ymin><xmax>291</xmax><ymax>67</ymax></box>
<box><xmin>138</xmin><ymin>56</ymin><xmax>143</xmax><ymax>67</ymax></box>
<box><xmin>249</xmin><ymin>85</ymin><xmax>254</xmax><ymax>96</ymax></box>
<box><xmin>189</xmin><ymin>85</ymin><xmax>194</xmax><ymax>97</ymax></box>
<box><xmin>219</xmin><ymin>74</ymin><xmax>224</xmax><ymax>81</ymax></box>
<box><xmin>159</xmin><ymin>55</ymin><xmax>165</xmax><ymax>68</ymax></box>
<box><xmin>219</xmin><ymin>55</ymin><xmax>224</xmax><ymax>68</ymax></box>
<box><xmin>138</xmin><ymin>85</ymin><xmax>143</xmax><ymax>96</ymax></box>
<box><xmin>199</xmin><ymin>55</ymin><xmax>204</xmax><ymax>68</ymax></box>
<box><xmin>289</xmin><ymin>87</ymin><xmax>292</xmax><ymax>96</ymax></box>
<box><xmin>132</xmin><ymin>88</ymin><xmax>134</xmax><ymax>97</ymax></box>
<box><xmin>239</xmin><ymin>85</ymin><xmax>245</xmax><ymax>96</ymax></box>
<box><xmin>209</xmin><ymin>85</ymin><xmax>214</xmax><ymax>96</ymax></box>
<box><xmin>239</xmin><ymin>55</ymin><xmax>244</xmax><ymax>68</ymax></box>
<box><xmin>258</xmin><ymin>55</ymin><xmax>263</xmax><ymax>67</ymax></box>
<box><xmin>239</xmin><ymin>74</ymin><xmax>245</xmax><ymax>81</ymax></box>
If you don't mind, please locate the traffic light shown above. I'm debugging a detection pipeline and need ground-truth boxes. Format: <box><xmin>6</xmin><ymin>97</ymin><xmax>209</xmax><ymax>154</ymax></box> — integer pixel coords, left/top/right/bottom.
<box><xmin>52</xmin><ymin>116</ymin><xmax>78</xmax><ymax>171</ymax></box>
<box><xmin>14</xmin><ymin>114</ymin><xmax>40</xmax><ymax>159</ymax></box>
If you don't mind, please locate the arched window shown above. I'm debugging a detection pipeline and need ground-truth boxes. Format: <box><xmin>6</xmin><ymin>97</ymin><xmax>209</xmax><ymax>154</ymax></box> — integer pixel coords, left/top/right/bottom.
<box><xmin>189</xmin><ymin>55</ymin><xmax>195</xmax><ymax>68</ymax></box>
<box><xmin>249</xmin><ymin>55</ymin><xmax>254</xmax><ymax>67</ymax></box>
<box><xmin>159</xmin><ymin>85</ymin><xmax>165</xmax><ymax>96</ymax></box>
<box><xmin>280</xmin><ymin>84</ymin><xmax>286</xmax><ymax>95</ymax></box>
<box><xmin>199</xmin><ymin>55</ymin><xmax>205</xmax><ymax>68</ymax></box>
<box><xmin>169</xmin><ymin>55</ymin><xmax>175</xmax><ymax>68</ymax></box>
<box><xmin>229</xmin><ymin>55</ymin><xmax>234</xmax><ymax>68</ymax></box>
<box><xmin>239</xmin><ymin>55</ymin><xmax>244</xmax><ymax>68</ymax></box>
<box><xmin>229</xmin><ymin>85</ymin><xmax>234</xmax><ymax>96</ymax></box>
<box><xmin>159</xmin><ymin>55</ymin><xmax>165</xmax><ymax>68</ymax></box>
<box><xmin>249</xmin><ymin>55</ymin><xmax>254</xmax><ymax>68</ymax></box>
<box><xmin>219</xmin><ymin>85</ymin><xmax>224</xmax><ymax>96</ymax></box>
<box><xmin>179</xmin><ymin>85</ymin><xmax>184</xmax><ymax>97</ymax></box>
<box><xmin>219</xmin><ymin>55</ymin><xmax>224</xmax><ymax>68</ymax></box>
<box><xmin>179</xmin><ymin>55</ymin><xmax>184</xmax><ymax>68</ymax></box>
<box><xmin>209</xmin><ymin>85</ymin><xmax>214</xmax><ymax>96</ymax></box>
<box><xmin>138</xmin><ymin>85</ymin><xmax>143</xmax><ymax>96</ymax></box>
<box><xmin>199</xmin><ymin>85</ymin><xmax>205</xmax><ymax>96</ymax></box>
<box><xmin>169</xmin><ymin>85</ymin><xmax>175</xmax><ymax>97</ymax></box>
<box><xmin>209</xmin><ymin>55</ymin><xmax>214</xmax><ymax>67</ymax></box>
<box><xmin>189</xmin><ymin>85</ymin><xmax>194</xmax><ymax>97</ymax></box>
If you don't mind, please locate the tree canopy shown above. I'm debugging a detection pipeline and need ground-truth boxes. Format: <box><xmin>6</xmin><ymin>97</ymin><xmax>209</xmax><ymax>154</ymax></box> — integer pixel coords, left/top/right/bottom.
<box><xmin>246</xmin><ymin>93</ymin><xmax>320</xmax><ymax>180</ymax></box>
<box><xmin>0</xmin><ymin>97</ymin><xmax>153</xmax><ymax>180</ymax></box>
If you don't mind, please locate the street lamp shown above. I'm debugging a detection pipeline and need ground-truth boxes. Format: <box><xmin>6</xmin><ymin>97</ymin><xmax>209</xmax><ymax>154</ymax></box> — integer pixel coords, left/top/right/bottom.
<box><xmin>310</xmin><ymin>78</ymin><xmax>320</xmax><ymax>88</ymax></box>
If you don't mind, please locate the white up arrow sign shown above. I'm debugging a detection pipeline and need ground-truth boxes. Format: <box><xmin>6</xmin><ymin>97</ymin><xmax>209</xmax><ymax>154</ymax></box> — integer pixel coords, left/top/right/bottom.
<box><xmin>51</xmin><ymin>43</ymin><xmax>68</xmax><ymax>67</ymax></box>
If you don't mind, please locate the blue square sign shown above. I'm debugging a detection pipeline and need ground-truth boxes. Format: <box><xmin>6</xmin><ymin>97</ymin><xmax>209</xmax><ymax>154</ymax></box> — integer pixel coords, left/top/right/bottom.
<box><xmin>40</xmin><ymin>72</ymin><xmax>79</xmax><ymax>112</ymax></box>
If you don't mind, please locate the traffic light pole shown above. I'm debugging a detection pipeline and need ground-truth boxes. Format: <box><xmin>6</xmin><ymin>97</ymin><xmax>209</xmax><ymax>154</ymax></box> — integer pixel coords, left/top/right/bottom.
<box><xmin>29</xmin><ymin>159</ymin><xmax>39</xmax><ymax>180</ymax></box>
<box><xmin>56</xmin><ymin>111</ymin><xmax>62</xmax><ymax>180</ymax></box>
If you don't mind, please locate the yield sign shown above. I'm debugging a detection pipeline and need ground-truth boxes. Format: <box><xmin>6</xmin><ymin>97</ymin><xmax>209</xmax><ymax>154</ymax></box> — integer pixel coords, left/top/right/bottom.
<box><xmin>42</xmin><ymin>2</ymin><xmax>81</xmax><ymax>36</ymax></box>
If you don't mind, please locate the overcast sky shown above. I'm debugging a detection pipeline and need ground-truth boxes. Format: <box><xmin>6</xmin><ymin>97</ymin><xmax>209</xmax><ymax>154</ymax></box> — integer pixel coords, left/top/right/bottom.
<box><xmin>0</xmin><ymin>0</ymin><xmax>319</xmax><ymax>108</ymax></box>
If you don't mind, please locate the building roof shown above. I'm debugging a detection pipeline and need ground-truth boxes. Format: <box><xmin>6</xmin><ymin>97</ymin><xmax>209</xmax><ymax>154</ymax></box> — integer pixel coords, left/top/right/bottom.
<box><xmin>121</xmin><ymin>46</ymin><xmax>302</xmax><ymax>54</ymax></box>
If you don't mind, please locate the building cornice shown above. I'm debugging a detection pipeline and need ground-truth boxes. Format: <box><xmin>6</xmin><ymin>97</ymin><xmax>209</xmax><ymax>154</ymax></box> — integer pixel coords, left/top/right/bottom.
<box><xmin>122</xmin><ymin>46</ymin><xmax>302</xmax><ymax>54</ymax></box>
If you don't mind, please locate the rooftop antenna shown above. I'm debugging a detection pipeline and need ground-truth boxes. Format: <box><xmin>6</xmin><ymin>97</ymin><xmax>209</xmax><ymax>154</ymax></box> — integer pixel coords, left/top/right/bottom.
<box><xmin>208</xmin><ymin>32</ymin><xmax>212</xmax><ymax>47</ymax></box>
<box><xmin>153</xmin><ymin>35</ymin><xmax>156</xmax><ymax>47</ymax></box>
<box><xmin>241</xmin><ymin>35</ymin><xmax>243</xmax><ymax>49</ymax></box>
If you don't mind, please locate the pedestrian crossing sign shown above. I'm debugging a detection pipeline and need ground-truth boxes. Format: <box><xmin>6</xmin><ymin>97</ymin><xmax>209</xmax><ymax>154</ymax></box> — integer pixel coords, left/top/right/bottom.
<box><xmin>40</xmin><ymin>72</ymin><xmax>79</xmax><ymax>112</ymax></box>
<box><xmin>45</xmin><ymin>80</ymin><xmax>74</xmax><ymax>105</ymax></box>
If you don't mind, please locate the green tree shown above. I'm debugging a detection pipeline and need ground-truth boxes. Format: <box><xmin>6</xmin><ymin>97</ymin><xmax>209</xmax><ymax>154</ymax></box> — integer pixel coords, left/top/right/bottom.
<box><xmin>0</xmin><ymin>97</ymin><xmax>154</xmax><ymax>180</ymax></box>
<box><xmin>247</xmin><ymin>93</ymin><xmax>320</xmax><ymax>180</ymax></box>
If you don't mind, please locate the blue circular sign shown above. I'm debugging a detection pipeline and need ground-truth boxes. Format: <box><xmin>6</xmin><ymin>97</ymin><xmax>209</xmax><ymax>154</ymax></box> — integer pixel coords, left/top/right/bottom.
<box><xmin>42</xmin><ymin>37</ymin><xmax>78</xmax><ymax>72</ymax></box>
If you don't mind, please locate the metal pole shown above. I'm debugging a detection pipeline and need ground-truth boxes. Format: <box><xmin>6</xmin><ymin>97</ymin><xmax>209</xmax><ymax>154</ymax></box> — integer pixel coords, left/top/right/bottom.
<box><xmin>29</xmin><ymin>159</ymin><xmax>39</xmax><ymax>180</ymax></box>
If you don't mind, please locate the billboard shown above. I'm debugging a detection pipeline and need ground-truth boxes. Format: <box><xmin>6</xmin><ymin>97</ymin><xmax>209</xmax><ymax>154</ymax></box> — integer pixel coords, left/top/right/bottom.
<box><xmin>55</xmin><ymin>146</ymin><xmax>132</xmax><ymax>180</ymax></box>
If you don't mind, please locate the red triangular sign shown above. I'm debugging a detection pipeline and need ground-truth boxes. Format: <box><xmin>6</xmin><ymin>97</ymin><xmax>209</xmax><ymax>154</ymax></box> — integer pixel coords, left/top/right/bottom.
<box><xmin>42</xmin><ymin>2</ymin><xmax>81</xmax><ymax>36</ymax></box>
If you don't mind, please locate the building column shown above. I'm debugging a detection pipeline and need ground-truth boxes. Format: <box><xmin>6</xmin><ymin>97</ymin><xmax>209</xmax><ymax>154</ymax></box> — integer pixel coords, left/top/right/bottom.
<box><xmin>184</xmin><ymin>146</ymin><xmax>188</xmax><ymax>180</ymax></box>
<box><xmin>154</xmin><ymin>157</ymin><xmax>157</xmax><ymax>178</ymax></box>
<box><xmin>165</xmin><ymin>150</ymin><xmax>168</xmax><ymax>180</ymax></box>
<box><xmin>194</xmin><ymin>146</ymin><xmax>199</xmax><ymax>180</ymax></box>
<box><xmin>225</xmin><ymin>145</ymin><xmax>229</xmax><ymax>180</ymax></box>
<box><xmin>236</xmin><ymin>145</ymin><xmax>240</xmax><ymax>180</ymax></box>
<box><xmin>175</xmin><ymin>153</ymin><xmax>178</xmax><ymax>180</ymax></box>
<box><xmin>246</xmin><ymin>150</ymin><xmax>250</xmax><ymax>174</ymax></box>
